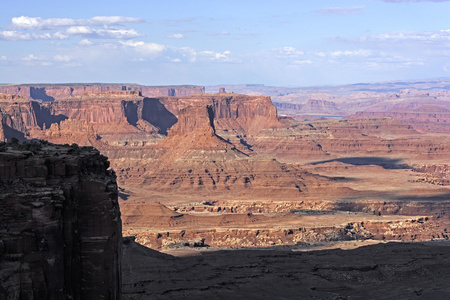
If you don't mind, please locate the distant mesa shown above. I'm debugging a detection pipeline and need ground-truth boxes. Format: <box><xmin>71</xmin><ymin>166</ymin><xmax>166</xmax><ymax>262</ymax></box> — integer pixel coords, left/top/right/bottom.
<box><xmin>0</xmin><ymin>83</ymin><xmax>205</xmax><ymax>101</ymax></box>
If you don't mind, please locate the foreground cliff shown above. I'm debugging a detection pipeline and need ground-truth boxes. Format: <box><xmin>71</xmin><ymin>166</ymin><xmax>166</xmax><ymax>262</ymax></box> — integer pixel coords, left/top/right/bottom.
<box><xmin>0</xmin><ymin>142</ymin><xmax>122</xmax><ymax>299</ymax></box>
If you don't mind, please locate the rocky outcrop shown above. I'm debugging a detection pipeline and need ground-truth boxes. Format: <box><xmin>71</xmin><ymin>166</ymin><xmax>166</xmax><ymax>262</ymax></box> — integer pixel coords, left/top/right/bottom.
<box><xmin>0</xmin><ymin>84</ymin><xmax>205</xmax><ymax>101</ymax></box>
<box><xmin>0</xmin><ymin>142</ymin><xmax>121</xmax><ymax>299</ymax></box>
<box><xmin>159</xmin><ymin>94</ymin><xmax>282</xmax><ymax>135</ymax></box>
<box><xmin>127</xmin><ymin>216</ymin><xmax>442</xmax><ymax>249</ymax></box>
<box><xmin>166</xmin><ymin>105</ymin><xmax>216</xmax><ymax>137</ymax></box>
<box><xmin>412</xmin><ymin>164</ymin><xmax>450</xmax><ymax>185</ymax></box>
<box><xmin>301</xmin><ymin>98</ymin><xmax>341</xmax><ymax>114</ymax></box>
<box><xmin>39</xmin><ymin>119</ymin><xmax>99</xmax><ymax>146</ymax></box>
<box><xmin>348</xmin><ymin>109</ymin><xmax>450</xmax><ymax>133</ymax></box>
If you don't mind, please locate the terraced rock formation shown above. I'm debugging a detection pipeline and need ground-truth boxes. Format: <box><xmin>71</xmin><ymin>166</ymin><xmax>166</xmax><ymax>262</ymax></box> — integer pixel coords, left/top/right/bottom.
<box><xmin>0</xmin><ymin>83</ymin><xmax>204</xmax><ymax>101</ymax></box>
<box><xmin>1</xmin><ymin>86</ymin><xmax>449</xmax><ymax>255</ymax></box>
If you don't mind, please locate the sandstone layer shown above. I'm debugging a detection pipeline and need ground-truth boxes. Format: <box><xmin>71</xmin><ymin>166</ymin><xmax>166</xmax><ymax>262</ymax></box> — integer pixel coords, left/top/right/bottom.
<box><xmin>1</xmin><ymin>86</ymin><xmax>449</xmax><ymax>255</ymax></box>
<box><xmin>0</xmin><ymin>83</ymin><xmax>205</xmax><ymax>101</ymax></box>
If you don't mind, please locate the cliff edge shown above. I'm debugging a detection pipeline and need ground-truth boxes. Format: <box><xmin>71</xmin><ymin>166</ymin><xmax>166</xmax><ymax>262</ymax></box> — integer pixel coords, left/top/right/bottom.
<box><xmin>0</xmin><ymin>141</ymin><xmax>122</xmax><ymax>299</ymax></box>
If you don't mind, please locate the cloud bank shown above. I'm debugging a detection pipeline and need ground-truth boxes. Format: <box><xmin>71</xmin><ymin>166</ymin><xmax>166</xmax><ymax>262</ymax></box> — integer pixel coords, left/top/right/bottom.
<box><xmin>0</xmin><ymin>16</ymin><xmax>144</xmax><ymax>41</ymax></box>
<box><xmin>11</xmin><ymin>16</ymin><xmax>144</xmax><ymax>30</ymax></box>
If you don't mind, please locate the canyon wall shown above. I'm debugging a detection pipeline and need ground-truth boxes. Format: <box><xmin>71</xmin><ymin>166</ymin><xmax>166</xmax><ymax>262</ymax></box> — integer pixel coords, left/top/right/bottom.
<box><xmin>0</xmin><ymin>143</ymin><xmax>122</xmax><ymax>299</ymax></box>
<box><xmin>348</xmin><ymin>109</ymin><xmax>450</xmax><ymax>133</ymax></box>
<box><xmin>0</xmin><ymin>84</ymin><xmax>205</xmax><ymax>101</ymax></box>
<box><xmin>159</xmin><ymin>94</ymin><xmax>282</xmax><ymax>135</ymax></box>
<box><xmin>0</xmin><ymin>91</ymin><xmax>281</xmax><ymax>143</ymax></box>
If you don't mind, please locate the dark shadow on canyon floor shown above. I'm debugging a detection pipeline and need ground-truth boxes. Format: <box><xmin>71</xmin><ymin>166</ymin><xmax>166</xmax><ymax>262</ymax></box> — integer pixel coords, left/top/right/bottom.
<box><xmin>309</xmin><ymin>156</ymin><xmax>410</xmax><ymax>169</ymax></box>
<box><xmin>321</xmin><ymin>175</ymin><xmax>359</xmax><ymax>182</ymax></box>
<box><xmin>334</xmin><ymin>191</ymin><xmax>450</xmax><ymax>204</ymax></box>
<box><xmin>393</xmin><ymin>192</ymin><xmax>450</xmax><ymax>202</ymax></box>
<box><xmin>122</xmin><ymin>238</ymin><xmax>450</xmax><ymax>300</ymax></box>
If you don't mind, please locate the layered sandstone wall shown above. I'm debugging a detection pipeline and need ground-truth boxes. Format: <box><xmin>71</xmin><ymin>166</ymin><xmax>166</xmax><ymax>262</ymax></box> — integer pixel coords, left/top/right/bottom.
<box><xmin>0</xmin><ymin>91</ymin><xmax>280</xmax><ymax>144</ymax></box>
<box><xmin>0</xmin><ymin>143</ymin><xmax>122</xmax><ymax>299</ymax></box>
<box><xmin>0</xmin><ymin>84</ymin><xmax>205</xmax><ymax>101</ymax></box>
<box><xmin>159</xmin><ymin>94</ymin><xmax>277</xmax><ymax>119</ymax></box>
<box><xmin>348</xmin><ymin>110</ymin><xmax>450</xmax><ymax>133</ymax></box>
<box><xmin>159</xmin><ymin>94</ymin><xmax>281</xmax><ymax>134</ymax></box>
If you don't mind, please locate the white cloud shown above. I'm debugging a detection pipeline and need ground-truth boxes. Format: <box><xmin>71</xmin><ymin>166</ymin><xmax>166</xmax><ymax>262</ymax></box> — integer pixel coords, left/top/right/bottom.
<box><xmin>0</xmin><ymin>30</ymin><xmax>68</xmax><ymax>41</ymax></box>
<box><xmin>179</xmin><ymin>47</ymin><xmax>197</xmax><ymax>62</ymax></box>
<box><xmin>167</xmin><ymin>33</ymin><xmax>185</xmax><ymax>39</ymax></box>
<box><xmin>282</xmin><ymin>47</ymin><xmax>304</xmax><ymax>55</ymax></box>
<box><xmin>1</xmin><ymin>16</ymin><xmax>144</xmax><ymax>41</ymax></box>
<box><xmin>66</xmin><ymin>26</ymin><xmax>93</xmax><ymax>35</ymax></box>
<box><xmin>316</xmin><ymin>6</ymin><xmax>366</xmax><ymax>15</ymax></box>
<box><xmin>355</xmin><ymin>30</ymin><xmax>450</xmax><ymax>43</ymax></box>
<box><xmin>65</xmin><ymin>26</ymin><xmax>142</xmax><ymax>39</ymax></box>
<box><xmin>120</xmin><ymin>40</ymin><xmax>167</xmax><ymax>57</ymax></box>
<box><xmin>21</xmin><ymin>54</ymin><xmax>41</xmax><ymax>61</ymax></box>
<box><xmin>443</xmin><ymin>63</ymin><xmax>450</xmax><ymax>73</ymax></box>
<box><xmin>291</xmin><ymin>59</ymin><xmax>313</xmax><ymax>65</ymax></box>
<box><xmin>198</xmin><ymin>50</ymin><xmax>233</xmax><ymax>62</ymax></box>
<box><xmin>89</xmin><ymin>16</ymin><xmax>144</xmax><ymax>26</ymax></box>
<box><xmin>11</xmin><ymin>16</ymin><xmax>144</xmax><ymax>30</ymax></box>
<box><xmin>207</xmin><ymin>31</ymin><xmax>230</xmax><ymax>36</ymax></box>
<box><xmin>78</xmin><ymin>39</ymin><xmax>93</xmax><ymax>46</ymax></box>
<box><xmin>0</xmin><ymin>56</ymin><xmax>6</xmax><ymax>61</ymax></box>
<box><xmin>329</xmin><ymin>49</ymin><xmax>373</xmax><ymax>57</ymax></box>
<box><xmin>21</xmin><ymin>54</ymin><xmax>51</xmax><ymax>66</ymax></box>
<box><xmin>119</xmin><ymin>40</ymin><xmax>237</xmax><ymax>63</ymax></box>
<box><xmin>276</xmin><ymin>47</ymin><xmax>305</xmax><ymax>59</ymax></box>
<box><xmin>17</xmin><ymin>53</ymin><xmax>81</xmax><ymax>67</ymax></box>
<box><xmin>314</xmin><ymin>48</ymin><xmax>425</xmax><ymax>69</ymax></box>
<box><xmin>0</xmin><ymin>30</ymin><xmax>31</xmax><ymax>40</ymax></box>
<box><xmin>53</xmin><ymin>55</ymin><xmax>72</xmax><ymax>62</ymax></box>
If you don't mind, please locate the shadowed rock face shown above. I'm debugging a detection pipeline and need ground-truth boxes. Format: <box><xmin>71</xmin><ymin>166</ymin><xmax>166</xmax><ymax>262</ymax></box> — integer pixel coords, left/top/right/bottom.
<box><xmin>0</xmin><ymin>143</ymin><xmax>122</xmax><ymax>299</ymax></box>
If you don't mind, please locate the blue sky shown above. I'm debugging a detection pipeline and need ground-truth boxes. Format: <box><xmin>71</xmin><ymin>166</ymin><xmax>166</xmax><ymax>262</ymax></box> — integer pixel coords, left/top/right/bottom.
<box><xmin>1</xmin><ymin>0</ymin><xmax>450</xmax><ymax>86</ymax></box>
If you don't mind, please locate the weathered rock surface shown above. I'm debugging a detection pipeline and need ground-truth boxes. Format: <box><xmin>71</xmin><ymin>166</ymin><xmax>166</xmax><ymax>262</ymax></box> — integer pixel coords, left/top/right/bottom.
<box><xmin>122</xmin><ymin>103</ymin><xmax>328</xmax><ymax>199</ymax></box>
<box><xmin>1</xmin><ymin>85</ymin><xmax>450</xmax><ymax>261</ymax></box>
<box><xmin>0</xmin><ymin>142</ymin><xmax>121</xmax><ymax>299</ymax></box>
<box><xmin>159</xmin><ymin>93</ymin><xmax>282</xmax><ymax>135</ymax></box>
<box><xmin>0</xmin><ymin>84</ymin><xmax>205</xmax><ymax>101</ymax></box>
<box><xmin>273</xmin><ymin>87</ymin><xmax>450</xmax><ymax>133</ymax></box>
<box><xmin>348</xmin><ymin>108</ymin><xmax>450</xmax><ymax>133</ymax></box>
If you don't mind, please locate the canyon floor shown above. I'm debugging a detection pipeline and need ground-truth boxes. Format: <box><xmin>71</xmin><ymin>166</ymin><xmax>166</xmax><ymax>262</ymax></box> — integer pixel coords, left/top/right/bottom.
<box><xmin>122</xmin><ymin>238</ymin><xmax>450</xmax><ymax>299</ymax></box>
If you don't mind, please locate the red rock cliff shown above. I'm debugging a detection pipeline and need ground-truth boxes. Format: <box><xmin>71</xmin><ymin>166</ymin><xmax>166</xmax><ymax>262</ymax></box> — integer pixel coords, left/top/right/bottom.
<box><xmin>160</xmin><ymin>94</ymin><xmax>281</xmax><ymax>134</ymax></box>
<box><xmin>0</xmin><ymin>84</ymin><xmax>205</xmax><ymax>101</ymax></box>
